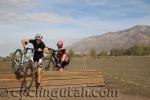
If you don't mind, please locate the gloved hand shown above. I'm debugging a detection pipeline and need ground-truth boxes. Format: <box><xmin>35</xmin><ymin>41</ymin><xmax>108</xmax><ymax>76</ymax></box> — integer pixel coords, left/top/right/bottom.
<box><xmin>38</xmin><ymin>48</ymin><xmax>42</xmax><ymax>52</ymax></box>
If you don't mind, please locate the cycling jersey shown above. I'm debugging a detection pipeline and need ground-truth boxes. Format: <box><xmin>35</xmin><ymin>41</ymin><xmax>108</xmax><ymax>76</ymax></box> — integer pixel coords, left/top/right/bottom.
<box><xmin>29</xmin><ymin>39</ymin><xmax>46</xmax><ymax>63</ymax></box>
<box><xmin>57</xmin><ymin>48</ymin><xmax>66</xmax><ymax>61</ymax></box>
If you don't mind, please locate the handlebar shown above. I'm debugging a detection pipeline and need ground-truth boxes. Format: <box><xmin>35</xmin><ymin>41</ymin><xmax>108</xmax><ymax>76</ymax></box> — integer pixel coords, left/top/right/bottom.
<box><xmin>24</xmin><ymin>47</ymin><xmax>35</xmax><ymax>54</ymax></box>
<box><xmin>47</xmin><ymin>47</ymin><xmax>58</xmax><ymax>52</ymax></box>
<box><xmin>26</xmin><ymin>47</ymin><xmax>45</xmax><ymax>51</ymax></box>
<box><xmin>24</xmin><ymin>47</ymin><xmax>59</xmax><ymax>54</ymax></box>
<box><xmin>26</xmin><ymin>48</ymin><xmax>35</xmax><ymax>51</ymax></box>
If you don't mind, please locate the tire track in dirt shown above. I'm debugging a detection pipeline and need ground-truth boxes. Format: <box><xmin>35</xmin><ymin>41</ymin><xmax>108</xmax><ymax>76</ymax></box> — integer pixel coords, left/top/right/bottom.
<box><xmin>104</xmin><ymin>72</ymin><xmax>150</xmax><ymax>88</ymax></box>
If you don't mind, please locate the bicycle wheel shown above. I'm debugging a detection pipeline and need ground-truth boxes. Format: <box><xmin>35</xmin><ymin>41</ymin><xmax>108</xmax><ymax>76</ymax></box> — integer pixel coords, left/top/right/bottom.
<box><xmin>45</xmin><ymin>56</ymin><xmax>57</xmax><ymax>71</ymax></box>
<box><xmin>12</xmin><ymin>49</ymin><xmax>22</xmax><ymax>73</ymax></box>
<box><xmin>51</xmin><ymin>56</ymin><xmax>57</xmax><ymax>71</ymax></box>
<box><xmin>44</xmin><ymin>58</ymin><xmax>51</xmax><ymax>71</ymax></box>
<box><xmin>22</xmin><ymin>62</ymin><xmax>35</xmax><ymax>90</ymax></box>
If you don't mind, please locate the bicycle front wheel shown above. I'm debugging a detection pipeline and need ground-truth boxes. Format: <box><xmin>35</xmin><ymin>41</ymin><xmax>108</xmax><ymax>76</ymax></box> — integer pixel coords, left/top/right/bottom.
<box><xmin>12</xmin><ymin>49</ymin><xmax>22</xmax><ymax>73</ymax></box>
<box><xmin>22</xmin><ymin>62</ymin><xmax>35</xmax><ymax>90</ymax></box>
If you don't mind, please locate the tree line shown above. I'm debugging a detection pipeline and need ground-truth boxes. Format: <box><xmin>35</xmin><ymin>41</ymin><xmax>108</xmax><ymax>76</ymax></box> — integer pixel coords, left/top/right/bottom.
<box><xmin>110</xmin><ymin>45</ymin><xmax>150</xmax><ymax>56</ymax></box>
<box><xmin>69</xmin><ymin>45</ymin><xmax>150</xmax><ymax>58</ymax></box>
<box><xmin>2</xmin><ymin>45</ymin><xmax>150</xmax><ymax>61</ymax></box>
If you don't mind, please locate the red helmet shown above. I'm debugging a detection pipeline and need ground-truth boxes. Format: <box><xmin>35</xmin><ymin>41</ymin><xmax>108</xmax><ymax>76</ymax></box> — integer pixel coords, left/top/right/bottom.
<box><xmin>57</xmin><ymin>40</ymin><xmax>64</xmax><ymax>47</ymax></box>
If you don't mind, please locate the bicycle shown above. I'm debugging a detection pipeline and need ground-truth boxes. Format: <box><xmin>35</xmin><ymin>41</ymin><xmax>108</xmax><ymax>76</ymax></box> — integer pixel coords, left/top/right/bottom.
<box><xmin>45</xmin><ymin>48</ymin><xmax>58</xmax><ymax>71</ymax></box>
<box><xmin>12</xmin><ymin>47</ymin><xmax>37</xmax><ymax>91</ymax></box>
<box><xmin>45</xmin><ymin>48</ymin><xmax>69</xmax><ymax>71</ymax></box>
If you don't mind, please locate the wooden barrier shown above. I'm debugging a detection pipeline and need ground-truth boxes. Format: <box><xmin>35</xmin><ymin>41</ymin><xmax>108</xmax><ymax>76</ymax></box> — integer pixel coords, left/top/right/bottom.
<box><xmin>0</xmin><ymin>70</ymin><xmax>105</xmax><ymax>89</ymax></box>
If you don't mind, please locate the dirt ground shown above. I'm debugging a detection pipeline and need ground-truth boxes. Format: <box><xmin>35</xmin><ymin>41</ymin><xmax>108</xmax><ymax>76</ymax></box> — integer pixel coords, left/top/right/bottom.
<box><xmin>0</xmin><ymin>56</ymin><xmax>150</xmax><ymax>100</ymax></box>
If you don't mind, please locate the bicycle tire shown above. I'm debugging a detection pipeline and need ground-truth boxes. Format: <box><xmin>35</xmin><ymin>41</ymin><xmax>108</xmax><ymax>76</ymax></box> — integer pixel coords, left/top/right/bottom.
<box><xmin>12</xmin><ymin>49</ymin><xmax>22</xmax><ymax>73</ymax></box>
<box><xmin>46</xmin><ymin>55</ymin><xmax>57</xmax><ymax>71</ymax></box>
<box><xmin>51</xmin><ymin>56</ymin><xmax>57</xmax><ymax>71</ymax></box>
<box><xmin>22</xmin><ymin>62</ymin><xmax>35</xmax><ymax>90</ymax></box>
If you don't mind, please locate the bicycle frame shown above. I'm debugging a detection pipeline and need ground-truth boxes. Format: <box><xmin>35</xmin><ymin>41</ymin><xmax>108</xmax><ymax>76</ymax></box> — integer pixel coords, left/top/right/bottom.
<box><xmin>20</xmin><ymin>48</ymin><xmax>34</xmax><ymax>66</ymax></box>
<box><xmin>51</xmin><ymin>50</ymin><xmax>58</xmax><ymax>64</ymax></box>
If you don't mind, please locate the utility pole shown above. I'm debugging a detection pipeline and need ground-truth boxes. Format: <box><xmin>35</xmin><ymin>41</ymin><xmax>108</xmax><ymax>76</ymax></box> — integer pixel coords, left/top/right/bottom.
<box><xmin>83</xmin><ymin>53</ymin><xmax>86</xmax><ymax>70</ymax></box>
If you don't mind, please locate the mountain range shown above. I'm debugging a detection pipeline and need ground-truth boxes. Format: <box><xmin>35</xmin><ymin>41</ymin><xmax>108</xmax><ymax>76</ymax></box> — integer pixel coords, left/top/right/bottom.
<box><xmin>68</xmin><ymin>25</ymin><xmax>150</xmax><ymax>52</ymax></box>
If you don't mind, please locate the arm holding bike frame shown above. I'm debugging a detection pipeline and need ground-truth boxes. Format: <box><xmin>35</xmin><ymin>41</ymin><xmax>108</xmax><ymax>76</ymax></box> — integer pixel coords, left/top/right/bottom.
<box><xmin>21</xmin><ymin>39</ymin><xmax>63</xmax><ymax>54</ymax></box>
<box><xmin>46</xmin><ymin>47</ymin><xmax>65</xmax><ymax>52</ymax></box>
<box><xmin>21</xmin><ymin>39</ymin><xmax>49</xmax><ymax>53</ymax></box>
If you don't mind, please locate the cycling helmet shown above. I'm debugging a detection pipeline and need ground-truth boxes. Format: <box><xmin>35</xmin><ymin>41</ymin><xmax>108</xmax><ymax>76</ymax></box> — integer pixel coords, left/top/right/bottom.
<box><xmin>35</xmin><ymin>33</ymin><xmax>43</xmax><ymax>39</ymax></box>
<box><xmin>57</xmin><ymin>40</ymin><xmax>64</xmax><ymax>47</ymax></box>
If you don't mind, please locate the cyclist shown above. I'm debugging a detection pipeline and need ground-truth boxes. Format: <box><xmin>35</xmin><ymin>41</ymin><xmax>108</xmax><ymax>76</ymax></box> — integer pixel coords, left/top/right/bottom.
<box><xmin>21</xmin><ymin>34</ymin><xmax>48</xmax><ymax>88</ymax></box>
<box><xmin>56</xmin><ymin>40</ymin><xmax>70</xmax><ymax>71</ymax></box>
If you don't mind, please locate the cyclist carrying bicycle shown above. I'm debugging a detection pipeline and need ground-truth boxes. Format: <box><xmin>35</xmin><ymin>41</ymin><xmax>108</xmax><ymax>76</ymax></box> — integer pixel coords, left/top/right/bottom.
<box><xmin>56</xmin><ymin>40</ymin><xmax>70</xmax><ymax>71</ymax></box>
<box><xmin>21</xmin><ymin>34</ymin><xmax>48</xmax><ymax>88</ymax></box>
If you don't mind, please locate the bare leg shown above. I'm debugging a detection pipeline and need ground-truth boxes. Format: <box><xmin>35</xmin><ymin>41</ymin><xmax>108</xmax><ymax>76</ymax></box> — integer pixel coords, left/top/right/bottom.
<box><xmin>61</xmin><ymin>54</ymin><xmax>66</xmax><ymax>62</ymax></box>
<box><xmin>37</xmin><ymin>67</ymin><xmax>42</xmax><ymax>84</ymax></box>
<box><xmin>36</xmin><ymin>58</ymin><xmax>43</xmax><ymax>86</ymax></box>
<box><xmin>34</xmin><ymin>62</ymin><xmax>38</xmax><ymax>86</ymax></box>
<box><xmin>35</xmin><ymin>66</ymin><xmax>42</xmax><ymax>88</ymax></box>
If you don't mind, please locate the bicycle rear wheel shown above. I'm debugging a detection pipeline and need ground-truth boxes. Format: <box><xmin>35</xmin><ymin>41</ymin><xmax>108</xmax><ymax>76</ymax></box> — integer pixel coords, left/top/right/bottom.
<box><xmin>22</xmin><ymin>62</ymin><xmax>35</xmax><ymax>90</ymax></box>
<box><xmin>51</xmin><ymin>56</ymin><xmax>58</xmax><ymax>71</ymax></box>
<box><xmin>45</xmin><ymin>56</ymin><xmax>57</xmax><ymax>71</ymax></box>
<box><xmin>12</xmin><ymin>49</ymin><xmax>22</xmax><ymax>73</ymax></box>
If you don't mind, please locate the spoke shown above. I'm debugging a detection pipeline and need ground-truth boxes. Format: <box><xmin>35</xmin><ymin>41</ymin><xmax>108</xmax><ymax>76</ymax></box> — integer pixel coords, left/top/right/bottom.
<box><xmin>14</xmin><ymin>60</ymin><xmax>19</xmax><ymax>66</ymax></box>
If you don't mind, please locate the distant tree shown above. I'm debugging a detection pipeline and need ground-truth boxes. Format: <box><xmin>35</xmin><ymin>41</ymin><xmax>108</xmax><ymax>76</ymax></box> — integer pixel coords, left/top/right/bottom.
<box><xmin>8</xmin><ymin>52</ymin><xmax>15</xmax><ymax>60</ymax></box>
<box><xmin>90</xmin><ymin>48</ymin><xmax>96</xmax><ymax>58</ymax></box>
<box><xmin>98</xmin><ymin>50</ymin><xmax>108</xmax><ymax>56</ymax></box>
<box><xmin>110</xmin><ymin>45</ymin><xmax>150</xmax><ymax>56</ymax></box>
<box><xmin>142</xmin><ymin>46</ymin><xmax>150</xmax><ymax>55</ymax></box>
<box><xmin>5</xmin><ymin>56</ymin><xmax>11</xmax><ymax>61</ymax></box>
<box><xmin>69</xmin><ymin>49</ymin><xmax>74</xmax><ymax>58</ymax></box>
<box><xmin>127</xmin><ymin>45</ymin><xmax>143</xmax><ymax>56</ymax></box>
<box><xmin>110</xmin><ymin>48</ymin><xmax>126</xmax><ymax>56</ymax></box>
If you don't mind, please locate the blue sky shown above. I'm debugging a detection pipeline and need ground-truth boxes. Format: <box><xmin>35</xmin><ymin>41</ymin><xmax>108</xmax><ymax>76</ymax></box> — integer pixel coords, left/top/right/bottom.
<box><xmin>0</xmin><ymin>0</ymin><xmax>150</xmax><ymax>56</ymax></box>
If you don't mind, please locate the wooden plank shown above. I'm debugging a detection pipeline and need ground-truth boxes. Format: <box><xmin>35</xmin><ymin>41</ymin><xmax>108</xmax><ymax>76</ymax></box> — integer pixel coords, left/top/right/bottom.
<box><xmin>0</xmin><ymin>77</ymin><xmax>104</xmax><ymax>86</ymax></box>
<box><xmin>0</xmin><ymin>70</ymin><xmax>105</xmax><ymax>89</ymax></box>
<box><xmin>44</xmin><ymin>70</ymin><xmax>102</xmax><ymax>77</ymax></box>
<box><xmin>0</xmin><ymin>78</ymin><xmax>104</xmax><ymax>89</ymax></box>
<box><xmin>7</xmin><ymin>82</ymin><xmax>105</xmax><ymax>91</ymax></box>
<box><xmin>0</xmin><ymin>75</ymin><xmax>103</xmax><ymax>82</ymax></box>
<box><xmin>43</xmin><ymin>75</ymin><xmax>103</xmax><ymax>80</ymax></box>
<box><xmin>0</xmin><ymin>70</ymin><xmax>102</xmax><ymax>79</ymax></box>
<box><xmin>43</xmin><ymin>77</ymin><xmax>104</xmax><ymax>86</ymax></box>
<box><xmin>0</xmin><ymin>70</ymin><xmax>102</xmax><ymax>75</ymax></box>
